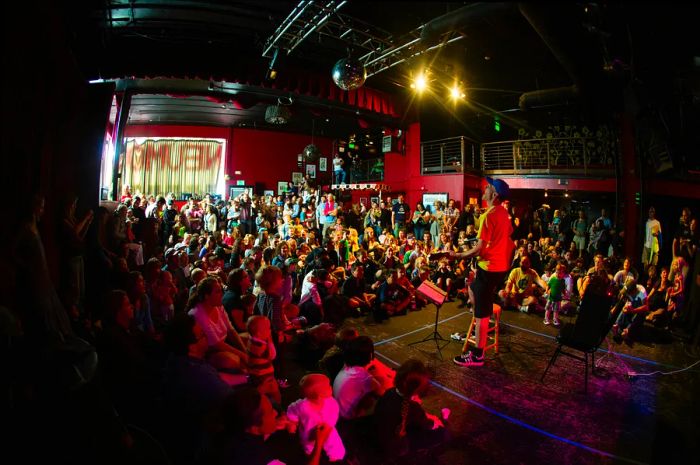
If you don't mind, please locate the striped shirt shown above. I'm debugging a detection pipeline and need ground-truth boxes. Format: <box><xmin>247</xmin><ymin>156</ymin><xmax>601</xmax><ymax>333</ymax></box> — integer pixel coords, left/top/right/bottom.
<box><xmin>246</xmin><ymin>336</ymin><xmax>276</xmax><ymax>379</ymax></box>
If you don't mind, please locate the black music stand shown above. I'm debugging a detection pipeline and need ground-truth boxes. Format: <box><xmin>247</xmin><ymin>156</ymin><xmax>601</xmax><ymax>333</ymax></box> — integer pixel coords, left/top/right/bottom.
<box><xmin>409</xmin><ymin>281</ymin><xmax>451</xmax><ymax>359</ymax></box>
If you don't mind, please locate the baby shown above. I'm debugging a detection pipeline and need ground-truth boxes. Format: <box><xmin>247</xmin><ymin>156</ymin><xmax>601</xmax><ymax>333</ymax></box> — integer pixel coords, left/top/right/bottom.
<box><xmin>246</xmin><ymin>315</ymin><xmax>281</xmax><ymax>405</ymax></box>
<box><xmin>286</xmin><ymin>373</ymin><xmax>345</xmax><ymax>462</ymax></box>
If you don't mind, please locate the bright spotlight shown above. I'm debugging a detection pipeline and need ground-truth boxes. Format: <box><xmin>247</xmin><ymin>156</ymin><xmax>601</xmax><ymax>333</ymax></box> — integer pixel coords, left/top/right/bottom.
<box><xmin>411</xmin><ymin>73</ymin><xmax>427</xmax><ymax>92</ymax></box>
<box><xmin>450</xmin><ymin>84</ymin><xmax>465</xmax><ymax>100</ymax></box>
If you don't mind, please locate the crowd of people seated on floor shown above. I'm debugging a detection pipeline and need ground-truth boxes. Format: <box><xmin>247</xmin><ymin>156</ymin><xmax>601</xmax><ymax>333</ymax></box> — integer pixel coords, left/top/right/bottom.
<box><xmin>5</xmin><ymin>183</ymin><xmax>698</xmax><ymax>464</ymax></box>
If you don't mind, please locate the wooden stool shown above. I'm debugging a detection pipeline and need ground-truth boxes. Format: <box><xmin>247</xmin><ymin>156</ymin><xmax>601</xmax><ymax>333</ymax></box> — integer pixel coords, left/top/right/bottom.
<box><xmin>462</xmin><ymin>304</ymin><xmax>501</xmax><ymax>355</ymax></box>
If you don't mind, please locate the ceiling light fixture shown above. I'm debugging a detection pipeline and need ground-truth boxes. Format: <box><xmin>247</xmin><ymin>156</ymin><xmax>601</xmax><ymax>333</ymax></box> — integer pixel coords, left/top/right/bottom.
<box><xmin>411</xmin><ymin>72</ymin><xmax>428</xmax><ymax>92</ymax></box>
<box><xmin>264</xmin><ymin>96</ymin><xmax>293</xmax><ymax>125</ymax></box>
<box><xmin>450</xmin><ymin>83</ymin><xmax>466</xmax><ymax>100</ymax></box>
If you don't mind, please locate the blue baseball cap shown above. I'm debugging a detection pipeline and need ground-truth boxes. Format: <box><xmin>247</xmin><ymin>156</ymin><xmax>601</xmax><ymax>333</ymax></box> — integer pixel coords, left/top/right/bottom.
<box><xmin>486</xmin><ymin>177</ymin><xmax>510</xmax><ymax>200</ymax></box>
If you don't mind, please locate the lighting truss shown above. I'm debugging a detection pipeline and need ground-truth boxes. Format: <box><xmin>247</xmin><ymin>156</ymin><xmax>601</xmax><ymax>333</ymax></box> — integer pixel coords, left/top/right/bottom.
<box><xmin>262</xmin><ymin>0</ymin><xmax>349</xmax><ymax>57</ymax></box>
<box><xmin>262</xmin><ymin>0</ymin><xmax>465</xmax><ymax>79</ymax></box>
<box><xmin>361</xmin><ymin>27</ymin><xmax>465</xmax><ymax>78</ymax></box>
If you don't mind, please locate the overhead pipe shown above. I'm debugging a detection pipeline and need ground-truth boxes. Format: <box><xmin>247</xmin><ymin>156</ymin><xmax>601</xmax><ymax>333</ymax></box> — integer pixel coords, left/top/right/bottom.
<box><xmin>418</xmin><ymin>2</ymin><xmax>596</xmax><ymax>111</ymax></box>
<box><xmin>519</xmin><ymin>85</ymin><xmax>578</xmax><ymax>111</ymax></box>
<box><xmin>517</xmin><ymin>3</ymin><xmax>607</xmax><ymax>110</ymax></box>
<box><xmin>420</xmin><ymin>3</ymin><xmax>517</xmax><ymax>47</ymax></box>
<box><xmin>517</xmin><ymin>3</ymin><xmax>596</xmax><ymax>90</ymax></box>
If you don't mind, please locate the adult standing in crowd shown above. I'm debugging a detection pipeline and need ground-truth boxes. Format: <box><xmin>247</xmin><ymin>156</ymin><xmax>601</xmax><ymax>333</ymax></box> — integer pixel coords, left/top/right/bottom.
<box><xmin>391</xmin><ymin>194</ymin><xmax>410</xmax><ymax>239</ymax></box>
<box><xmin>572</xmin><ymin>210</ymin><xmax>588</xmax><ymax>258</ymax></box>
<box><xmin>643</xmin><ymin>206</ymin><xmax>662</xmax><ymax>271</ymax></box>
<box><xmin>323</xmin><ymin>194</ymin><xmax>338</xmax><ymax>239</ymax></box>
<box><xmin>452</xmin><ymin>178</ymin><xmax>514</xmax><ymax>367</ymax></box>
<box><xmin>239</xmin><ymin>191</ymin><xmax>255</xmax><ymax>236</ymax></box>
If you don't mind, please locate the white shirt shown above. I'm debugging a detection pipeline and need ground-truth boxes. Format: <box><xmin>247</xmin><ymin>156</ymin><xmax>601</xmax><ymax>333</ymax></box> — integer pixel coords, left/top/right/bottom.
<box><xmin>644</xmin><ymin>219</ymin><xmax>661</xmax><ymax>249</ymax></box>
<box><xmin>287</xmin><ymin>397</ymin><xmax>344</xmax><ymax>458</ymax></box>
<box><xmin>299</xmin><ymin>271</ymin><xmax>332</xmax><ymax>306</ymax></box>
<box><xmin>333</xmin><ymin>365</ymin><xmax>375</xmax><ymax>419</ymax></box>
<box><xmin>333</xmin><ymin>157</ymin><xmax>343</xmax><ymax>170</ymax></box>
<box><xmin>188</xmin><ymin>303</ymin><xmax>233</xmax><ymax>347</ymax></box>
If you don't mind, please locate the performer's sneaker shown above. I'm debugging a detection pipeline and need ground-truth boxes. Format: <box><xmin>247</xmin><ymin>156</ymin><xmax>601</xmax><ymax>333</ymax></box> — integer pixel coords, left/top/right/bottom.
<box><xmin>453</xmin><ymin>351</ymin><xmax>484</xmax><ymax>367</ymax></box>
<box><xmin>552</xmin><ymin>317</ymin><xmax>561</xmax><ymax>327</ymax></box>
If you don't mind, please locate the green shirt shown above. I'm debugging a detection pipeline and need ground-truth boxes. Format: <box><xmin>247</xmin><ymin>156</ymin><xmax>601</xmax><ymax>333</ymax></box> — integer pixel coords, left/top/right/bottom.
<box><xmin>548</xmin><ymin>276</ymin><xmax>563</xmax><ymax>302</ymax></box>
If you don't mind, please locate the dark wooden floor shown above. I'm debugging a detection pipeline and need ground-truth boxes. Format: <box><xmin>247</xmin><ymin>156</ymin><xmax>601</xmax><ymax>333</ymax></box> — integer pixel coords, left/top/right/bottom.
<box><xmin>311</xmin><ymin>301</ymin><xmax>700</xmax><ymax>465</ymax></box>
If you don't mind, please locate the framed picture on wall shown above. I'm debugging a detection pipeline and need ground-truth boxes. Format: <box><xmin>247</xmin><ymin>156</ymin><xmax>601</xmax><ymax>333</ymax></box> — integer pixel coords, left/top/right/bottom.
<box><xmin>306</xmin><ymin>164</ymin><xmax>316</xmax><ymax>178</ymax></box>
<box><xmin>319</xmin><ymin>157</ymin><xmax>327</xmax><ymax>172</ymax></box>
<box><xmin>277</xmin><ymin>181</ymin><xmax>288</xmax><ymax>195</ymax></box>
<box><xmin>263</xmin><ymin>190</ymin><xmax>275</xmax><ymax>197</ymax></box>
<box><xmin>292</xmin><ymin>172</ymin><xmax>303</xmax><ymax>184</ymax></box>
<box><xmin>370</xmin><ymin>196</ymin><xmax>379</xmax><ymax>206</ymax></box>
<box><xmin>359</xmin><ymin>197</ymin><xmax>368</xmax><ymax>207</ymax></box>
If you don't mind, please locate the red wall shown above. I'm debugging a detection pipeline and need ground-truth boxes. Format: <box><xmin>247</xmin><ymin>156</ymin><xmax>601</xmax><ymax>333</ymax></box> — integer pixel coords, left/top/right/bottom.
<box><xmin>124</xmin><ymin>125</ymin><xmax>334</xmax><ymax>195</ymax></box>
<box><xmin>229</xmin><ymin>128</ymin><xmax>333</xmax><ymax>192</ymax></box>
<box><xmin>384</xmin><ymin>122</ymin><xmax>481</xmax><ymax>208</ymax></box>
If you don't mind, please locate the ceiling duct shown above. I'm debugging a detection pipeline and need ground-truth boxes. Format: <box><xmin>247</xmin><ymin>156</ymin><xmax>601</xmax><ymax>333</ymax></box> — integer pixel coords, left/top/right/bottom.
<box><xmin>420</xmin><ymin>3</ymin><xmax>516</xmax><ymax>48</ymax></box>
<box><xmin>519</xmin><ymin>85</ymin><xmax>579</xmax><ymax>111</ymax></box>
<box><xmin>264</xmin><ymin>97</ymin><xmax>293</xmax><ymax>124</ymax></box>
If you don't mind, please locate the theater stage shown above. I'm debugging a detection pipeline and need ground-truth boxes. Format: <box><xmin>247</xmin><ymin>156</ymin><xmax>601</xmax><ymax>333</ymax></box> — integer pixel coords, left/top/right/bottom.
<box><xmin>289</xmin><ymin>302</ymin><xmax>700</xmax><ymax>465</ymax></box>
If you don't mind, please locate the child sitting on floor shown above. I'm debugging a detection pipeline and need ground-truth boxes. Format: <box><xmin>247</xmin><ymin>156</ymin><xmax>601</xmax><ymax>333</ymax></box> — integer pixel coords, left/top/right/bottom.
<box><xmin>152</xmin><ymin>270</ymin><xmax>177</xmax><ymax>327</ymax></box>
<box><xmin>373</xmin><ymin>359</ymin><xmax>449</xmax><ymax>459</ymax></box>
<box><xmin>432</xmin><ymin>257</ymin><xmax>455</xmax><ymax>294</ymax></box>
<box><xmin>286</xmin><ymin>373</ymin><xmax>346</xmax><ymax>462</ymax></box>
<box><xmin>376</xmin><ymin>269</ymin><xmax>411</xmax><ymax>320</ymax></box>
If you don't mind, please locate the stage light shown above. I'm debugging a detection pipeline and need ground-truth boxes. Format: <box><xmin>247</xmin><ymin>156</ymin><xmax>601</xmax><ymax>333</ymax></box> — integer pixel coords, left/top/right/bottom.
<box><xmin>564</xmin><ymin>192</ymin><xmax>570</xmax><ymax>198</ymax></box>
<box><xmin>544</xmin><ymin>191</ymin><xmax>548</xmax><ymax>198</ymax></box>
<box><xmin>411</xmin><ymin>73</ymin><xmax>428</xmax><ymax>92</ymax></box>
<box><xmin>450</xmin><ymin>83</ymin><xmax>465</xmax><ymax>100</ymax></box>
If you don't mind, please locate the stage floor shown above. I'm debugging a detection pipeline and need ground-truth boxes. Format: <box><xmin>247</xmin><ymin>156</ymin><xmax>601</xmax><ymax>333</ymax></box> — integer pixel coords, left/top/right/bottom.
<box><xmin>294</xmin><ymin>302</ymin><xmax>700</xmax><ymax>465</ymax></box>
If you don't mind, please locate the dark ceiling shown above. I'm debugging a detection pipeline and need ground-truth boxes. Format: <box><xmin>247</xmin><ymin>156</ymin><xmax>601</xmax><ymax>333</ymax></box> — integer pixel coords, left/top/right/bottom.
<box><xmin>64</xmin><ymin>1</ymin><xmax>699</xmax><ymax>141</ymax></box>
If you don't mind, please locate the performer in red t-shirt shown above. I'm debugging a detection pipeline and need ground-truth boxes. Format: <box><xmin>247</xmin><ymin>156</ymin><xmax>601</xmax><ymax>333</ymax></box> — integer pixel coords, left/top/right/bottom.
<box><xmin>451</xmin><ymin>177</ymin><xmax>514</xmax><ymax>367</ymax></box>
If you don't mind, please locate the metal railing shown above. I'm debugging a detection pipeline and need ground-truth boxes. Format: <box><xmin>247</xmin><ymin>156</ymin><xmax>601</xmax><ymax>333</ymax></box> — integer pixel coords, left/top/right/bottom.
<box><xmin>421</xmin><ymin>136</ymin><xmax>478</xmax><ymax>174</ymax></box>
<box><xmin>481</xmin><ymin>136</ymin><xmax>616</xmax><ymax>176</ymax></box>
<box><xmin>347</xmin><ymin>158</ymin><xmax>384</xmax><ymax>182</ymax></box>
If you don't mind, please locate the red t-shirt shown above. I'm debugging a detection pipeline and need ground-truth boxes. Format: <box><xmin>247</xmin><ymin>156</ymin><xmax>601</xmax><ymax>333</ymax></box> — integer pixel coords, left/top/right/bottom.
<box><xmin>477</xmin><ymin>205</ymin><xmax>514</xmax><ymax>272</ymax></box>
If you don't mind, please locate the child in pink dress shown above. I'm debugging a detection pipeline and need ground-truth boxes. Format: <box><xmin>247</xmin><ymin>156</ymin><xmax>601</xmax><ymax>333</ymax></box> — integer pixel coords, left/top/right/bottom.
<box><xmin>286</xmin><ymin>373</ymin><xmax>345</xmax><ymax>462</ymax></box>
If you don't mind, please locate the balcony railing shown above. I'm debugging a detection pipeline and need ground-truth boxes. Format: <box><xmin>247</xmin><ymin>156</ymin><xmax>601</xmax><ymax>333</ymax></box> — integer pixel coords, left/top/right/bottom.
<box><xmin>421</xmin><ymin>136</ymin><xmax>479</xmax><ymax>174</ymax></box>
<box><xmin>481</xmin><ymin>136</ymin><xmax>617</xmax><ymax>176</ymax></box>
<box><xmin>347</xmin><ymin>157</ymin><xmax>384</xmax><ymax>183</ymax></box>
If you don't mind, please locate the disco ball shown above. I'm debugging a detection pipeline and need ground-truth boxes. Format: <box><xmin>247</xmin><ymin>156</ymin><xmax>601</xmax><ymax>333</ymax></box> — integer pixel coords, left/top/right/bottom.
<box><xmin>331</xmin><ymin>57</ymin><xmax>367</xmax><ymax>91</ymax></box>
<box><xmin>303</xmin><ymin>144</ymin><xmax>320</xmax><ymax>160</ymax></box>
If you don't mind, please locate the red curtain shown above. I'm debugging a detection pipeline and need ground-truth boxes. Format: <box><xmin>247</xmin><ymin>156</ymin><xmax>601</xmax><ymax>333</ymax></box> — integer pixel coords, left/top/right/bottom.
<box><xmin>122</xmin><ymin>138</ymin><xmax>222</xmax><ymax>196</ymax></box>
